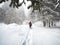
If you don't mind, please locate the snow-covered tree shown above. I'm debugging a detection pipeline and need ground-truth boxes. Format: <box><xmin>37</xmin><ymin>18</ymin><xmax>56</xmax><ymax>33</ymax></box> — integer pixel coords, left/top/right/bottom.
<box><xmin>0</xmin><ymin>1</ymin><xmax>26</xmax><ymax>24</ymax></box>
<box><xmin>0</xmin><ymin>8</ymin><xmax>5</xmax><ymax>23</ymax></box>
<box><xmin>0</xmin><ymin>0</ymin><xmax>60</xmax><ymax>27</ymax></box>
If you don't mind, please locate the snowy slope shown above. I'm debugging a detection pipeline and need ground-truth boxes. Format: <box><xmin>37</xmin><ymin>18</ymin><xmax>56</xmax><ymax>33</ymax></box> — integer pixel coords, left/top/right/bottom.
<box><xmin>32</xmin><ymin>25</ymin><xmax>60</xmax><ymax>45</ymax></box>
<box><xmin>0</xmin><ymin>23</ymin><xmax>60</xmax><ymax>45</ymax></box>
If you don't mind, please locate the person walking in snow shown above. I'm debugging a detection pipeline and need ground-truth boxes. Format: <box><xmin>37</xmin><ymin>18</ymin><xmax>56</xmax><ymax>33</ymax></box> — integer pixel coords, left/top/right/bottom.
<box><xmin>29</xmin><ymin>21</ymin><xmax>32</xmax><ymax>28</ymax></box>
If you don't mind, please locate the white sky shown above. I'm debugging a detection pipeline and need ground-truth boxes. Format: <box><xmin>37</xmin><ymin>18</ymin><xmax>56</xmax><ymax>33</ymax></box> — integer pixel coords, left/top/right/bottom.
<box><xmin>16</xmin><ymin>0</ymin><xmax>32</xmax><ymax>17</ymax></box>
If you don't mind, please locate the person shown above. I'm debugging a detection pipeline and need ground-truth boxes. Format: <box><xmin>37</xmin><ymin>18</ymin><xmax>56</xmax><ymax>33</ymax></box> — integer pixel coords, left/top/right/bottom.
<box><xmin>29</xmin><ymin>21</ymin><xmax>32</xmax><ymax>28</ymax></box>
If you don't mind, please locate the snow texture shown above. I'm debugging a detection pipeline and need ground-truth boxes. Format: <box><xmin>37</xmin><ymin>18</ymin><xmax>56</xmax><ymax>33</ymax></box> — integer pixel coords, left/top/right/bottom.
<box><xmin>0</xmin><ymin>23</ymin><xmax>60</xmax><ymax>45</ymax></box>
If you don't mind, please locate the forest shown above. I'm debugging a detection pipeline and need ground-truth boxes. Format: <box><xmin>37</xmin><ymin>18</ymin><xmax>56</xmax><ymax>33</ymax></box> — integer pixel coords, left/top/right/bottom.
<box><xmin>0</xmin><ymin>0</ymin><xmax>60</xmax><ymax>27</ymax></box>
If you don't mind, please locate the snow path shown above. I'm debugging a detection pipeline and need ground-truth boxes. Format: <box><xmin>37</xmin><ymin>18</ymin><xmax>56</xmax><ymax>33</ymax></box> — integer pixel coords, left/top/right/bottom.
<box><xmin>32</xmin><ymin>25</ymin><xmax>60</xmax><ymax>45</ymax></box>
<box><xmin>0</xmin><ymin>23</ymin><xmax>60</xmax><ymax>45</ymax></box>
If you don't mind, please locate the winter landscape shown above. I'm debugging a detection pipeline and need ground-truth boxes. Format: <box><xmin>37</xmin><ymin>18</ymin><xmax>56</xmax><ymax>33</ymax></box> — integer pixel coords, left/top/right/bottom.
<box><xmin>0</xmin><ymin>0</ymin><xmax>60</xmax><ymax>45</ymax></box>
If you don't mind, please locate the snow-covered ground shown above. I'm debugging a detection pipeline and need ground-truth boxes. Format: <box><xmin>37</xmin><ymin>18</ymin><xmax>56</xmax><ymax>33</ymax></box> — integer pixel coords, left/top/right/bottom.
<box><xmin>0</xmin><ymin>23</ymin><xmax>60</xmax><ymax>45</ymax></box>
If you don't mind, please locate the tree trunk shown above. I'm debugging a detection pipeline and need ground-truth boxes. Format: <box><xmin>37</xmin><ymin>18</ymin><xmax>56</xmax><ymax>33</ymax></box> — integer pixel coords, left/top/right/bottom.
<box><xmin>51</xmin><ymin>21</ymin><xmax>53</xmax><ymax>27</ymax></box>
<box><xmin>49</xmin><ymin>21</ymin><xmax>50</xmax><ymax>27</ymax></box>
<box><xmin>43</xmin><ymin>21</ymin><xmax>46</xmax><ymax>27</ymax></box>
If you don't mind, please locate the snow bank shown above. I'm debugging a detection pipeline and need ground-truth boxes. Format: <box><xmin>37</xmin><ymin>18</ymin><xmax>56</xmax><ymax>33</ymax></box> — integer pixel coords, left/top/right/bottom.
<box><xmin>0</xmin><ymin>23</ymin><xmax>29</xmax><ymax>45</ymax></box>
